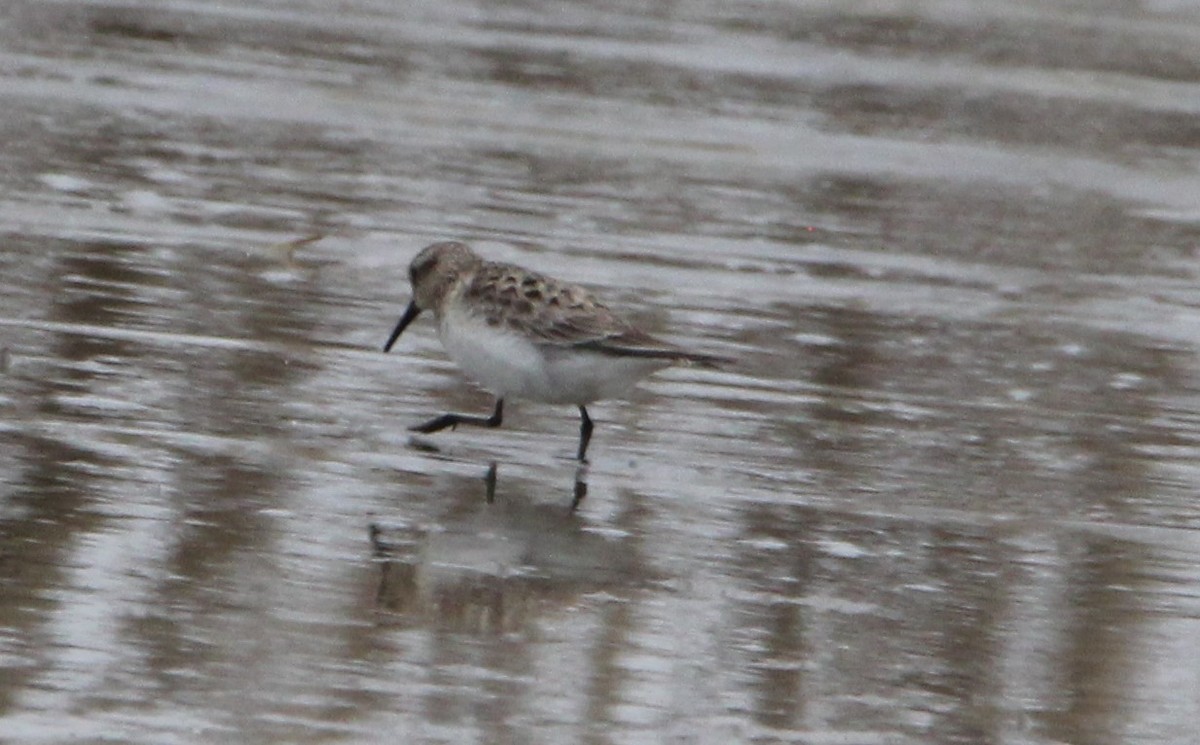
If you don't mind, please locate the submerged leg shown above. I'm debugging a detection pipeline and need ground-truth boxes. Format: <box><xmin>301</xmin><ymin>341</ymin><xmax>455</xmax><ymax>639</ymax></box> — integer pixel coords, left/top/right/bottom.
<box><xmin>483</xmin><ymin>461</ymin><xmax>498</xmax><ymax>503</ymax></box>
<box><xmin>576</xmin><ymin>405</ymin><xmax>594</xmax><ymax>461</ymax></box>
<box><xmin>570</xmin><ymin>463</ymin><xmax>589</xmax><ymax>512</ymax></box>
<box><xmin>411</xmin><ymin>398</ymin><xmax>504</xmax><ymax>434</ymax></box>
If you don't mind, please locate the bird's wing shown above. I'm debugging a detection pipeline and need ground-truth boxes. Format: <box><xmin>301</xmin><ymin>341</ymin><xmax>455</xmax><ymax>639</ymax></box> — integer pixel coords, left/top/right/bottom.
<box><xmin>465</xmin><ymin>263</ymin><xmax>663</xmax><ymax>349</ymax></box>
<box><xmin>464</xmin><ymin>262</ymin><xmax>727</xmax><ymax>366</ymax></box>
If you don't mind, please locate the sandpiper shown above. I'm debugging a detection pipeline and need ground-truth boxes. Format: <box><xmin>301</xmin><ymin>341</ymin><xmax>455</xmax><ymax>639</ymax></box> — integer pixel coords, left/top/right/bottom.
<box><xmin>383</xmin><ymin>241</ymin><xmax>728</xmax><ymax>460</ymax></box>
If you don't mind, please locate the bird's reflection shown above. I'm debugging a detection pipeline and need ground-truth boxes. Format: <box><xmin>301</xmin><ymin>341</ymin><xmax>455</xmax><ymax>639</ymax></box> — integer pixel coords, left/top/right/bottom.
<box><xmin>483</xmin><ymin>460</ymin><xmax>588</xmax><ymax>511</ymax></box>
<box><xmin>368</xmin><ymin>460</ymin><xmax>636</xmax><ymax>633</ymax></box>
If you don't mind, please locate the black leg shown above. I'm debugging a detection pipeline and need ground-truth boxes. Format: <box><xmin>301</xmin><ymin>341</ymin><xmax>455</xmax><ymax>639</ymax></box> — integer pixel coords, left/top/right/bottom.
<box><xmin>576</xmin><ymin>405</ymin><xmax>594</xmax><ymax>461</ymax></box>
<box><xmin>411</xmin><ymin>398</ymin><xmax>504</xmax><ymax>434</ymax></box>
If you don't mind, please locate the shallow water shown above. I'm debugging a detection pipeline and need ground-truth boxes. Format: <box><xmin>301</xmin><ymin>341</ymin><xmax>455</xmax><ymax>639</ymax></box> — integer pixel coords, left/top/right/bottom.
<box><xmin>3</xmin><ymin>1</ymin><xmax>1200</xmax><ymax>743</ymax></box>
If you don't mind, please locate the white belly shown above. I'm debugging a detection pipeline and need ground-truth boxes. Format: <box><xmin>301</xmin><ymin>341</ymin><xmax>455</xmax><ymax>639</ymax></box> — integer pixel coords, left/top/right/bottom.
<box><xmin>438</xmin><ymin>310</ymin><xmax>668</xmax><ymax>404</ymax></box>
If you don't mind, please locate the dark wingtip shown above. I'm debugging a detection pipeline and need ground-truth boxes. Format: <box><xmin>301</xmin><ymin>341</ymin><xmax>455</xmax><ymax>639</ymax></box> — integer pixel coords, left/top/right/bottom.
<box><xmin>682</xmin><ymin>352</ymin><xmax>734</xmax><ymax>369</ymax></box>
<box><xmin>580</xmin><ymin>340</ymin><xmax>733</xmax><ymax>369</ymax></box>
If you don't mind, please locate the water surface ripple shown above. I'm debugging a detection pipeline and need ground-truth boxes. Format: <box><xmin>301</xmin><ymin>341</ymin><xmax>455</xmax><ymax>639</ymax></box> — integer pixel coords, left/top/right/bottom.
<box><xmin>3</xmin><ymin>1</ymin><xmax>1200</xmax><ymax>743</ymax></box>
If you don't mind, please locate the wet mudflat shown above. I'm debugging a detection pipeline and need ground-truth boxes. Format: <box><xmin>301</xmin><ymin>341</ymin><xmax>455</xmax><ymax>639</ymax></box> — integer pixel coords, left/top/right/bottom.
<box><xmin>3</xmin><ymin>1</ymin><xmax>1200</xmax><ymax>743</ymax></box>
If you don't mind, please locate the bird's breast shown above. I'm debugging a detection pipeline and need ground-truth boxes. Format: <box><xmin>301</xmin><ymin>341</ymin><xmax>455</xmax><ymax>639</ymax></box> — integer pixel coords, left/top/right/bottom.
<box><xmin>438</xmin><ymin>308</ymin><xmax>549</xmax><ymax>399</ymax></box>
<box><xmin>437</xmin><ymin>301</ymin><xmax>673</xmax><ymax>404</ymax></box>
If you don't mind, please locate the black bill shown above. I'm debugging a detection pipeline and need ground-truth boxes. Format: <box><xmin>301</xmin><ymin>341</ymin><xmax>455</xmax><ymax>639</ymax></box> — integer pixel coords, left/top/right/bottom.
<box><xmin>383</xmin><ymin>301</ymin><xmax>422</xmax><ymax>352</ymax></box>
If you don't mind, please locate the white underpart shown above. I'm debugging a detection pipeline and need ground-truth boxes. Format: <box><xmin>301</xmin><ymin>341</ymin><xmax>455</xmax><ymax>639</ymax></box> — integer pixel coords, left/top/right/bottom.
<box><xmin>438</xmin><ymin>304</ymin><xmax>669</xmax><ymax>404</ymax></box>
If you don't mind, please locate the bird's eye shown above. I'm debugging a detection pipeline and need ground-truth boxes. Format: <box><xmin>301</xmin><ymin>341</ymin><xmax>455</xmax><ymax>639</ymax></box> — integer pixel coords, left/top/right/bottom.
<box><xmin>411</xmin><ymin>257</ymin><xmax>436</xmax><ymax>284</ymax></box>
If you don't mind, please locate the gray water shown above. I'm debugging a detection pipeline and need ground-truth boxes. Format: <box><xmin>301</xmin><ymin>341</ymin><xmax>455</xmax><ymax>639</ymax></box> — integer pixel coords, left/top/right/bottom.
<box><xmin>3</xmin><ymin>1</ymin><xmax>1200</xmax><ymax>743</ymax></box>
